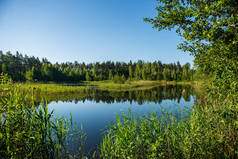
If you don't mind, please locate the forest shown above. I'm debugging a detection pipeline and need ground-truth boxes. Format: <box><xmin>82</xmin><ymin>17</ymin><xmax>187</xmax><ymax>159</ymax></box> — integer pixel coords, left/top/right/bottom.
<box><xmin>0</xmin><ymin>51</ymin><xmax>194</xmax><ymax>83</ymax></box>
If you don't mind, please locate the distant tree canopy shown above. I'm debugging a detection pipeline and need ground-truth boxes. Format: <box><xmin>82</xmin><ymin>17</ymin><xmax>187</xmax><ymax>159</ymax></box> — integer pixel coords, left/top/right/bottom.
<box><xmin>0</xmin><ymin>51</ymin><xmax>194</xmax><ymax>83</ymax></box>
<box><xmin>145</xmin><ymin>0</ymin><xmax>238</xmax><ymax>99</ymax></box>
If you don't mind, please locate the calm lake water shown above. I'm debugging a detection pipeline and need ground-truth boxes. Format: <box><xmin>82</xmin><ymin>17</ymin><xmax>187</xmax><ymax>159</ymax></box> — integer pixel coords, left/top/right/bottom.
<box><xmin>47</xmin><ymin>85</ymin><xmax>196</xmax><ymax>154</ymax></box>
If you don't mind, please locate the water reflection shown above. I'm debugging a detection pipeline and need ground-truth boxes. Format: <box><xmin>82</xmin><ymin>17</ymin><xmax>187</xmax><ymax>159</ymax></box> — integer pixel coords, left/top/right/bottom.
<box><xmin>40</xmin><ymin>84</ymin><xmax>195</xmax><ymax>105</ymax></box>
<box><xmin>45</xmin><ymin>85</ymin><xmax>196</xmax><ymax>155</ymax></box>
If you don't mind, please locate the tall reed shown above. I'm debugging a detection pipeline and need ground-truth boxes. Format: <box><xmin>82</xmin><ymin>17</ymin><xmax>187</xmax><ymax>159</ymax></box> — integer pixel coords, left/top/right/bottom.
<box><xmin>100</xmin><ymin>101</ymin><xmax>238</xmax><ymax>158</ymax></box>
<box><xmin>0</xmin><ymin>74</ymin><xmax>85</xmax><ymax>158</ymax></box>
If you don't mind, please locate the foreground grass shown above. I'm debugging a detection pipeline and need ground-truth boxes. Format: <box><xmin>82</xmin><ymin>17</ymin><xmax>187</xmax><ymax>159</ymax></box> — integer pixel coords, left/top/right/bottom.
<box><xmin>0</xmin><ymin>75</ymin><xmax>86</xmax><ymax>158</ymax></box>
<box><xmin>100</xmin><ymin>101</ymin><xmax>238</xmax><ymax>159</ymax></box>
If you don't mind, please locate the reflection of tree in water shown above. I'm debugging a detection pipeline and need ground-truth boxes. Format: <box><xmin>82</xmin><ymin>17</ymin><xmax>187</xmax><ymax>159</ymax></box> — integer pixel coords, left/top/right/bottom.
<box><xmin>35</xmin><ymin>85</ymin><xmax>196</xmax><ymax>105</ymax></box>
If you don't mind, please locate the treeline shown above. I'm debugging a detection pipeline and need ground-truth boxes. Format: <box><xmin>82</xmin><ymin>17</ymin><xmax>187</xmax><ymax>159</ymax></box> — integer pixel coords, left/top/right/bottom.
<box><xmin>0</xmin><ymin>51</ymin><xmax>195</xmax><ymax>82</ymax></box>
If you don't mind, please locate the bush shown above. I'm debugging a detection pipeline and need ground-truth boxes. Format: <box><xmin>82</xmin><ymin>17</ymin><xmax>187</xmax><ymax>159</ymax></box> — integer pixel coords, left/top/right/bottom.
<box><xmin>113</xmin><ymin>75</ymin><xmax>126</xmax><ymax>84</ymax></box>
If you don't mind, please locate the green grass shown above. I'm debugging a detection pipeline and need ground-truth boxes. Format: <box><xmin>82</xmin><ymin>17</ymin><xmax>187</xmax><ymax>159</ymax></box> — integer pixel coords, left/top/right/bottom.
<box><xmin>84</xmin><ymin>80</ymin><xmax>195</xmax><ymax>91</ymax></box>
<box><xmin>17</xmin><ymin>83</ymin><xmax>88</xmax><ymax>94</ymax></box>
<box><xmin>100</xmin><ymin>101</ymin><xmax>238</xmax><ymax>158</ymax></box>
<box><xmin>14</xmin><ymin>80</ymin><xmax>198</xmax><ymax>95</ymax></box>
<box><xmin>3</xmin><ymin>74</ymin><xmax>236</xmax><ymax>158</ymax></box>
<box><xmin>0</xmin><ymin>75</ymin><xmax>86</xmax><ymax>158</ymax></box>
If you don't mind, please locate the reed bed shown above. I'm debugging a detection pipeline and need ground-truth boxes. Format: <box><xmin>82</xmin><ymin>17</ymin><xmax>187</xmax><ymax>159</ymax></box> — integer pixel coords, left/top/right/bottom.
<box><xmin>100</xmin><ymin>101</ymin><xmax>237</xmax><ymax>159</ymax></box>
<box><xmin>0</xmin><ymin>75</ymin><xmax>86</xmax><ymax>158</ymax></box>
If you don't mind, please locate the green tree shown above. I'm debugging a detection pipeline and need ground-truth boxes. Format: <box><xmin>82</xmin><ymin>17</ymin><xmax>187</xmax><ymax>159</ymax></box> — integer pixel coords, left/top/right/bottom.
<box><xmin>109</xmin><ymin>70</ymin><xmax>113</xmax><ymax>80</ymax></box>
<box><xmin>162</xmin><ymin>69</ymin><xmax>168</xmax><ymax>81</ymax></box>
<box><xmin>25</xmin><ymin>69</ymin><xmax>34</xmax><ymax>82</ymax></box>
<box><xmin>41</xmin><ymin>63</ymin><xmax>53</xmax><ymax>81</ymax></box>
<box><xmin>1</xmin><ymin>64</ymin><xmax>7</xmax><ymax>73</ymax></box>
<box><xmin>91</xmin><ymin>66</ymin><xmax>96</xmax><ymax>81</ymax></box>
<box><xmin>85</xmin><ymin>71</ymin><xmax>91</xmax><ymax>81</ymax></box>
<box><xmin>128</xmin><ymin>65</ymin><xmax>133</xmax><ymax>80</ymax></box>
<box><xmin>142</xmin><ymin>68</ymin><xmax>146</xmax><ymax>80</ymax></box>
<box><xmin>135</xmin><ymin>60</ymin><xmax>142</xmax><ymax>80</ymax></box>
<box><xmin>182</xmin><ymin>67</ymin><xmax>188</xmax><ymax>81</ymax></box>
<box><xmin>145</xmin><ymin>0</ymin><xmax>238</xmax><ymax>99</ymax></box>
<box><xmin>0</xmin><ymin>51</ymin><xmax>195</xmax><ymax>83</ymax></box>
<box><xmin>151</xmin><ymin>63</ymin><xmax>157</xmax><ymax>80</ymax></box>
<box><xmin>171</xmin><ymin>69</ymin><xmax>176</xmax><ymax>81</ymax></box>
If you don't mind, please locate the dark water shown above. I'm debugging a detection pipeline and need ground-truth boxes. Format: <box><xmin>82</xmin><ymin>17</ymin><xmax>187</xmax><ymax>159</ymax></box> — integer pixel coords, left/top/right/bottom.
<box><xmin>47</xmin><ymin>85</ymin><xmax>196</xmax><ymax>154</ymax></box>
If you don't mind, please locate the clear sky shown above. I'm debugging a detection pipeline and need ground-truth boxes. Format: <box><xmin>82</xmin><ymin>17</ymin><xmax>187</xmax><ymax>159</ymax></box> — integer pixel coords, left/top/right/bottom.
<box><xmin>0</xmin><ymin>0</ymin><xmax>194</xmax><ymax>65</ymax></box>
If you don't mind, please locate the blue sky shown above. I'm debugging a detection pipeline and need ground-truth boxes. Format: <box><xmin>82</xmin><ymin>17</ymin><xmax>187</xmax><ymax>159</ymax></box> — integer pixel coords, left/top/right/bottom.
<box><xmin>0</xmin><ymin>0</ymin><xmax>194</xmax><ymax>65</ymax></box>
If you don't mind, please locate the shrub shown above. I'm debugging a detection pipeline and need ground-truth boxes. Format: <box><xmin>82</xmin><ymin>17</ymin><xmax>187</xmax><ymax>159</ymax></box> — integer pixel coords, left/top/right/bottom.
<box><xmin>113</xmin><ymin>75</ymin><xmax>126</xmax><ymax>84</ymax></box>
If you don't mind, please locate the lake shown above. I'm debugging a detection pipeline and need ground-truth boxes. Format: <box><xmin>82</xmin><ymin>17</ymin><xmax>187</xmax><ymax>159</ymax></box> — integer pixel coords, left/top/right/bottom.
<box><xmin>47</xmin><ymin>84</ymin><xmax>197</xmax><ymax>155</ymax></box>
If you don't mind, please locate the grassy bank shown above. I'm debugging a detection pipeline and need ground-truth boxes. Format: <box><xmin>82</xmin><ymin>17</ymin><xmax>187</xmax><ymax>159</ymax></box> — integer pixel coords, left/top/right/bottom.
<box><xmin>15</xmin><ymin>80</ymin><xmax>197</xmax><ymax>94</ymax></box>
<box><xmin>17</xmin><ymin>83</ymin><xmax>89</xmax><ymax>94</ymax></box>
<box><xmin>11</xmin><ymin>80</ymin><xmax>198</xmax><ymax>107</ymax></box>
<box><xmin>84</xmin><ymin>80</ymin><xmax>195</xmax><ymax>91</ymax></box>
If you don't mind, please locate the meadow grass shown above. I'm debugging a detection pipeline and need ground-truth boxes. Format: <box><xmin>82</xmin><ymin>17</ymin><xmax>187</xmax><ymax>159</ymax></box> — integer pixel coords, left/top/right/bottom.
<box><xmin>84</xmin><ymin>80</ymin><xmax>194</xmax><ymax>91</ymax></box>
<box><xmin>14</xmin><ymin>80</ymin><xmax>197</xmax><ymax>94</ymax></box>
<box><xmin>17</xmin><ymin>83</ymin><xmax>89</xmax><ymax>94</ymax></box>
